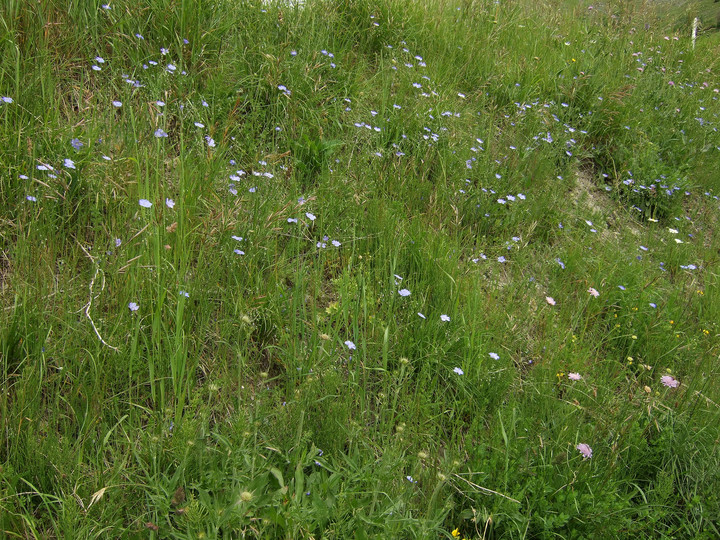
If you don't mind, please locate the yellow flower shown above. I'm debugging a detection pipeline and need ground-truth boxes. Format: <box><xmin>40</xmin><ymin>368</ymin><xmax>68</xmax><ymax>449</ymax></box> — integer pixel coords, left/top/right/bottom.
<box><xmin>452</xmin><ymin>528</ymin><xmax>461</xmax><ymax>538</ymax></box>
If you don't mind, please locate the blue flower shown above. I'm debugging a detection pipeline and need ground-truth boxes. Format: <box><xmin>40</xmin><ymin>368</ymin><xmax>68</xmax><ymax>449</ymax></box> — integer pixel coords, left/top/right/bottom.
<box><xmin>453</xmin><ymin>367</ymin><xmax>464</xmax><ymax>375</ymax></box>
<box><xmin>128</xmin><ymin>302</ymin><xmax>139</xmax><ymax>311</ymax></box>
<box><xmin>344</xmin><ymin>340</ymin><xmax>356</xmax><ymax>350</ymax></box>
<box><xmin>154</xmin><ymin>128</ymin><xmax>168</xmax><ymax>138</ymax></box>
<box><xmin>139</xmin><ymin>199</ymin><xmax>152</xmax><ymax>208</ymax></box>
<box><xmin>398</xmin><ymin>289</ymin><xmax>411</xmax><ymax>297</ymax></box>
<box><xmin>489</xmin><ymin>352</ymin><xmax>499</xmax><ymax>360</ymax></box>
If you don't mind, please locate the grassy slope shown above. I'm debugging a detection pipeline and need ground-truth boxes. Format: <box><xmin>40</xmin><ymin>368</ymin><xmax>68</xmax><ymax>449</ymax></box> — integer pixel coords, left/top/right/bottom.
<box><xmin>1</xmin><ymin>0</ymin><xmax>719</xmax><ymax>538</ymax></box>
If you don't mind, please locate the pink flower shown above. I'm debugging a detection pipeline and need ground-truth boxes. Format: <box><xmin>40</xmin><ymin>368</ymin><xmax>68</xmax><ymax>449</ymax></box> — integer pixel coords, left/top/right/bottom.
<box><xmin>587</xmin><ymin>287</ymin><xmax>599</xmax><ymax>297</ymax></box>
<box><xmin>546</xmin><ymin>296</ymin><xmax>556</xmax><ymax>306</ymax></box>
<box><xmin>568</xmin><ymin>372</ymin><xmax>582</xmax><ymax>381</ymax></box>
<box><xmin>576</xmin><ymin>443</ymin><xmax>593</xmax><ymax>459</ymax></box>
<box><xmin>661</xmin><ymin>375</ymin><xmax>679</xmax><ymax>388</ymax></box>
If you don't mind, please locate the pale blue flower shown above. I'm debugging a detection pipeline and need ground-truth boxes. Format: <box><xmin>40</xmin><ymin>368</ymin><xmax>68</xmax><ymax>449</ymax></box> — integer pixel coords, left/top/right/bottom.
<box><xmin>128</xmin><ymin>302</ymin><xmax>139</xmax><ymax>311</ymax></box>
<box><xmin>139</xmin><ymin>199</ymin><xmax>152</xmax><ymax>208</ymax></box>
<box><xmin>345</xmin><ymin>340</ymin><xmax>356</xmax><ymax>350</ymax></box>
<box><xmin>165</xmin><ymin>198</ymin><xmax>175</xmax><ymax>208</ymax></box>
<box><xmin>489</xmin><ymin>352</ymin><xmax>500</xmax><ymax>360</ymax></box>
<box><xmin>440</xmin><ymin>314</ymin><xmax>450</xmax><ymax>322</ymax></box>
<box><xmin>305</xmin><ymin>212</ymin><xmax>316</xmax><ymax>221</ymax></box>
<box><xmin>154</xmin><ymin>128</ymin><xmax>168</xmax><ymax>138</ymax></box>
<box><xmin>453</xmin><ymin>367</ymin><xmax>464</xmax><ymax>375</ymax></box>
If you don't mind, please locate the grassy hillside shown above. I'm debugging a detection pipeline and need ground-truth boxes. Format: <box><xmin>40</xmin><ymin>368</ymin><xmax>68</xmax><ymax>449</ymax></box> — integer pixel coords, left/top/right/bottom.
<box><xmin>1</xmin><ymin>0</ymin><xmax>719</xmax><ymax>537</ymax></box>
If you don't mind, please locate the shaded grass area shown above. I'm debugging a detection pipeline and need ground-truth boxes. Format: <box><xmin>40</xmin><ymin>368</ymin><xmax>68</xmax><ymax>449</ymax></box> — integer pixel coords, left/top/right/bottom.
<box><xmin>1</xmin><ymin>0</ymin><xmax>720</xmax><ymax>537</ymax></box>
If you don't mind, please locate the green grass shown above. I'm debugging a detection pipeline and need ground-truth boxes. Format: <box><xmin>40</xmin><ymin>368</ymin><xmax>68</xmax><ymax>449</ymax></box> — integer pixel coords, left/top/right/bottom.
<box><xmin>1</xmin><ymin>0</ymin><xmax>720</xmax><ymax>537</ymax></box>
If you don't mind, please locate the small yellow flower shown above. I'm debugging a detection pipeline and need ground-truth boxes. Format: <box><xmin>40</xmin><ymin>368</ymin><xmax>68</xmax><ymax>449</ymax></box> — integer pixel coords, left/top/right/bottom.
<box><xmin>702</xmin><ymin>329</ymin><xmax>709</xmax><ymax>336</ymax></box>
<box><xmin>669</xmin><ymin>320</ymin><xmax>674</xmax><ymax>325</ymax></box>
<box><xmin>452</xmin><ymin>528</ymin><xmax>461</xmax><ymax>538</ymax></box>
<box><xmin>631</xmin><ymin>335</ymin><xmax>637</xmax><ymax>340</ymax></box>
<box><xmin>697</xmin><ymin>290</ymin><xmax>704</xmax><ymax>295</ymax></box>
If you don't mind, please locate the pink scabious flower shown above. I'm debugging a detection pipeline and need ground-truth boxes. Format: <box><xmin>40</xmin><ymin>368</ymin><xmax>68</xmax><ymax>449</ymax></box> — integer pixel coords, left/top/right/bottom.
<box><xmin>568</xmin><ymin>372</ymin><xmax>582</xmax><ymax>381</ymax></box>
<box><xmin>587</xmin><ymin>287</ymin><xmax>599</xmax><ymax>297</ymax></box>
<box><xmin>661</xmin><ymin>375</ymin><xmax>679</xmax><ymax>388</ymax></box>
<box><xmin>576</xmin><ymin>443</ymin><xmax>593</xmax><ymax>459</ymax></box>
<box><xmin>546</xmin><ymin>296</ymin><xmax>556</xmax><ymax>306</ymax></box>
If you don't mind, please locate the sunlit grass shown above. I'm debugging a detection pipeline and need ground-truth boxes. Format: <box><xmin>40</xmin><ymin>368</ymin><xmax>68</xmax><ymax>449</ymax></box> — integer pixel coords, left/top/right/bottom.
<box><xmin>1</xmin><ymin>0</ymin><xmax>719</xmax><ymax>537</ymax></box>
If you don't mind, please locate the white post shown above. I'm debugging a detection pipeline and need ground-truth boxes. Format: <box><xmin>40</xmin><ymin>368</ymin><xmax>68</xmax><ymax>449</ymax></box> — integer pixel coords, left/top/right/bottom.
<box><xmin>692</xmin><ymin>17</ymin><xmax>698</xmax><ymax>50</ymax></box>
